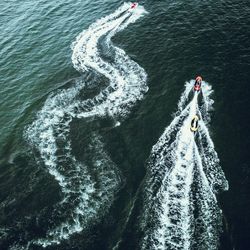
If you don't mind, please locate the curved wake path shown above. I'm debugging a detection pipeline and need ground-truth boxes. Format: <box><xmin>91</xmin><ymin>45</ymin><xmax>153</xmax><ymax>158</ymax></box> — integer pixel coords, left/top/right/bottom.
<box><xmin>140</xmin><ymin>81</ymin><xmax>228</xmax><ymax>250</ymax></box>
<box><xmin>25</xmin><ymin>3</ymin><xmax>147</xmax><ymax>247</ymax></box>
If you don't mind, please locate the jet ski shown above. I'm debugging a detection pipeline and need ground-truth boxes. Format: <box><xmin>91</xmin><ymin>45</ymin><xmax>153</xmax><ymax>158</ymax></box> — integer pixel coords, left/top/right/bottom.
<box><xmin>194</xmin><ymin>76</ymin><xmax>202</xmax><ymax>91</ymax></box>
<box><xmin>190</xmin><ymin>115</ymin><xmax>199</xmax><ymax>132</ymax></box>
<box><xmin>130</xmin><ymin>2</ymin><xmax>138</xmax><ymax>9</ymax></box>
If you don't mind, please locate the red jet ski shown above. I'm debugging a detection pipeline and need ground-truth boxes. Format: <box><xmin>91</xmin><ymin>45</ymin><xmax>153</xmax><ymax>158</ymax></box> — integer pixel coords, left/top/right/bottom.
<box><xmin>194</xmin><ymin>76</ymin><xmax>202</xmax><ymax>91</ymax></box>
<box><xmin>130</xmin><ymin>2</ymin><xmax>138</xmax><ymax>9</ymax></box>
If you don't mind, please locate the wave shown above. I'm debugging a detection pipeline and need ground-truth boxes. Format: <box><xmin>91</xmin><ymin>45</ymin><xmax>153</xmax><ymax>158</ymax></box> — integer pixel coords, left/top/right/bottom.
<box><xmin>140</xmin><ymin>81</ymin><xmax>228</xmax><ymax>250</ymax></box>
<box><xmin>24</xmin><ymin>2</ymin><xmax>147</xmax><ymax>247</ymax></box>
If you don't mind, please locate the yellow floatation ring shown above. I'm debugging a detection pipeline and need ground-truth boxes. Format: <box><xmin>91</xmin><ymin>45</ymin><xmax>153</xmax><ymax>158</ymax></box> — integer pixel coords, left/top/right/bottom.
<box><xmin>190</xmin><ymin>115</ymin><xmax>199</xmax><ymax>132</ymax></box>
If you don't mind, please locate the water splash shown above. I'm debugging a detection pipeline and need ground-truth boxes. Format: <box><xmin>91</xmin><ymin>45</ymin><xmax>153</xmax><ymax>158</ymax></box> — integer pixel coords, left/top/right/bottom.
<box><xmin>140</xmin><ymin>81</ymin><xmax>228</xmax><ymax>250</ymax></box>
<box><xmin>24</xmin><ymin>3</ymin><xmax>147</xmax><ymax>247</ymax></box>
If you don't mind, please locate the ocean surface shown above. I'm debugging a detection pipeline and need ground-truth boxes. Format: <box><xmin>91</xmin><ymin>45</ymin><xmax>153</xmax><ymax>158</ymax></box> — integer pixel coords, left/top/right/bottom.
<box><xmin>0</xmin><ymin>0</ymin><xmax>249</xmax><ymax>249</ymax></box>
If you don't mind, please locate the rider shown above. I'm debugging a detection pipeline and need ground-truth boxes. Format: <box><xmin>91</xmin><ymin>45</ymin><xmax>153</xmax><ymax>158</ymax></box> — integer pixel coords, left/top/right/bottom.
<box><xmin>131</xmin><ymin>3</ymin><xmax>137</xmax><ymax>9</ymax></box>
<box><xmin>195</xmin><ymin>76</ymin><xmax>202</xmax><ymax>88</ymax></box>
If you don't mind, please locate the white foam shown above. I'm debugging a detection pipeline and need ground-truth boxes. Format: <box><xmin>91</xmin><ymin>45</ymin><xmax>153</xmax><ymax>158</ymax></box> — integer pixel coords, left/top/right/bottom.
<box><xmin>140</xmin><ymin>81</ymin><xmax>228</xmax><ymax>250</ymax></box>
<box><xmin>24</xmin><ymin>3</ymin><xmax>147</xmax><ymax>247</ymax></box>
<box><xmin>71</xmin><ymin>3</ymin><xmax>148</xmax><ymax>120</ymax></box>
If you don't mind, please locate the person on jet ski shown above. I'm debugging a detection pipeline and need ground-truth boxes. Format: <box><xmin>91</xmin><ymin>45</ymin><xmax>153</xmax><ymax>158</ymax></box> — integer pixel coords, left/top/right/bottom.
<box><xmin>194</xmin><ymin>76</ymin><xmax>202</xmax><ymax>91</ymax></box>
<box><xmin>131</xmin><ymin>3</ymin><xmax>137</xmax><ymax>9</ymax></box>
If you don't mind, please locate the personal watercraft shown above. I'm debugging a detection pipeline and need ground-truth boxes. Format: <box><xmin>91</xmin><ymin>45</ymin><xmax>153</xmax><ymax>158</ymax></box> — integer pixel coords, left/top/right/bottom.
<box><xmin>190</xmin><ymin>115</ymin><xmax>199</xmax><ymax>132</ymax></box>
<box><xmin>194</xmin><ymin>76</ymin><xmax>202</xmax><ymax>91</ymax></box>
<box><xmin>130</xmin><ymin>2</ymin><xmax>138</xmax><ymax>9</ymax></box>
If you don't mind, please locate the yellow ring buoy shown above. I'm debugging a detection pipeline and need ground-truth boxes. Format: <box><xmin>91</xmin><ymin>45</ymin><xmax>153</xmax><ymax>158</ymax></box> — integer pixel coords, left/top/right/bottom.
<box><xmin>190</xmin><ymin>115</ymin><xmax>199</xmax><ymax>132</ymax></box>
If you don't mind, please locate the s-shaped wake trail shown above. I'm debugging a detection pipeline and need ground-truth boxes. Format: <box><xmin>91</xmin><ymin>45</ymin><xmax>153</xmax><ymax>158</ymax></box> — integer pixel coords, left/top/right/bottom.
<box><xmin>24</xmin><ymin>2</ymin><xmax>148</xmax><ymax>247</ymax></box>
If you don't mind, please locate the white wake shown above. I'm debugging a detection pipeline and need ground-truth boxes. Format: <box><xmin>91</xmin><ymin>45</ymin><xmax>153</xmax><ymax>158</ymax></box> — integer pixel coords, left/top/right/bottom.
<box><xmin>24</xmin><ymin>3</ymin><xmax>147</xmax><ymax>247</ymax></box>
<box><xmin>140</xmin><ymin>81</ymin><xmax>228</xmax><ymax>250</ymax></box>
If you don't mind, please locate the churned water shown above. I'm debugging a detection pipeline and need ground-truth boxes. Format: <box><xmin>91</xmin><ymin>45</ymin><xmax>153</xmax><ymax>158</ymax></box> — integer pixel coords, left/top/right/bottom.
<box><xmin>0</xmin><ymin>0</ymin><xmax>249</xmax><ymax>249</ymax></box>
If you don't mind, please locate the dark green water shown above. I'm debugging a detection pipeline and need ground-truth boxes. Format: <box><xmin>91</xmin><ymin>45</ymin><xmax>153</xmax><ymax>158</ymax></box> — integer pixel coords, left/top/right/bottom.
<box><xmin>0</xmin><ymin>0</ymin><xmax>249</xmax><ymax>249</ymax></box>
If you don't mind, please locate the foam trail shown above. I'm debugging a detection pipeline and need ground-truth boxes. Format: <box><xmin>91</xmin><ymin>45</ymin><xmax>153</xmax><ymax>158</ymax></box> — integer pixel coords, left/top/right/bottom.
<box><xmin>140</xmin><ymin>81</ymin><xmax>228</xmax><ymax>250</ymax></box>
<box><xmin>24</xmin><ymin>3</ymin><xmax>147</xmax><ymax>247</ymax></box>
<box><xmin>71</xmin><ymin>2</ymin><xmax>148</xmax><ymax>120</ymax></box>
